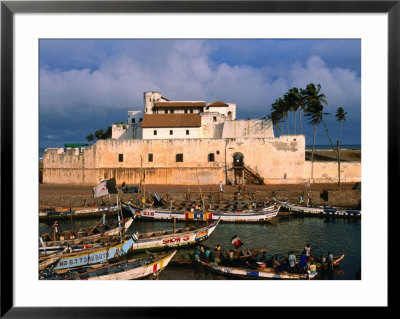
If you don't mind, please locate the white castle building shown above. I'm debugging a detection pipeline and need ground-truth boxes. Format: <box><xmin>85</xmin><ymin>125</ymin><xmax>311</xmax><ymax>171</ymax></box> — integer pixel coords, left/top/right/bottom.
<box><xmin>111</xmin><ymin>91</ymin><xmax>273</xmax><ymax>141</ymax></box>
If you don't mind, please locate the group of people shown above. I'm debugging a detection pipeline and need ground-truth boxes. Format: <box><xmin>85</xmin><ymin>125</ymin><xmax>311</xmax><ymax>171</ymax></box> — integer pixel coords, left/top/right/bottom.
<box><xmin>193</xmin><ymin>244</ymin><xmax>222</xmax><ymax>264</ymax></box>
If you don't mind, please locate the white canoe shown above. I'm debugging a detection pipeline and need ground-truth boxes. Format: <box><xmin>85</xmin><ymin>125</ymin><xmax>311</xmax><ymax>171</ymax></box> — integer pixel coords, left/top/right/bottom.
<box><xmin>122</xmin><ymin>202</ymin><xmax>280</xmax><ymax>222</ymax></box>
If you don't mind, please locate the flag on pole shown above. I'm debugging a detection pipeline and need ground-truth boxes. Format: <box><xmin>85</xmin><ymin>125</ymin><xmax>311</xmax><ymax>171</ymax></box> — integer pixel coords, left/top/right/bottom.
<box><xmin>93</xmin><ymin>177</ymin><xmax>118</xmax><ymax>198</ymax></box>
<box><xmin>231</xmin><ymin>235</ymin><xmax>243</xmax><ymax>249</ymax></box>
<box><xmin>93</xmin><ymin>180</ymin><xmax>109</xmax><ymax>198</ymax></box>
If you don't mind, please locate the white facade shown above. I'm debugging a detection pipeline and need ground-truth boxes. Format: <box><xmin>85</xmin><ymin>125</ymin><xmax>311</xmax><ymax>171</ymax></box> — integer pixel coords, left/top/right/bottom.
<box><xmin>128</xmin><ymin>111</ymin><xmax>143</xmax><ymax>124</ymax></box>
<box><xmin>111</xmin><ymin>91</ymin><xmax>273</xmax><ymax>141</ymax></box>
<box><xmin>142</xmin><ymin>127</ymin><xmax>201</xmax><ymax>140</ymax></box>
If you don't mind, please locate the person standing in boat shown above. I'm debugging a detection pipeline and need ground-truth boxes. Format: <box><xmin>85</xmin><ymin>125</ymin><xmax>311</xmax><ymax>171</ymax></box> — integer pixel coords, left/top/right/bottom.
<box><xmin>327</xmin><ymin>252</ymin><xmax>334</xmax><ymax>271</ymax></box>
<box><xmin>299</xmin><ymin>250</ymin><xmax>307</xmax><ymax>273</ymax></box>
<box><xmin>51</xmin><ymin>220</ymin><xmax>61</xmax><ymax>240</ymax></box>
<box><xmin>214</xmin><ymin>245</ymin><xmax>221</xmax><ymax>263</ymax></box>
<box><xmin>305</xmin><ymin>243</ymin><xmax>312</xmax><ymax>259</ymax></box>
<box><xmin>272</xmin><ymin>254</ymin><xmax>281</xmax><ymax>271</ymax></box>
<box><xmin>288</xmin><ymin>251</ymin><xmax>297</xmax><ymax>273</ymax></box>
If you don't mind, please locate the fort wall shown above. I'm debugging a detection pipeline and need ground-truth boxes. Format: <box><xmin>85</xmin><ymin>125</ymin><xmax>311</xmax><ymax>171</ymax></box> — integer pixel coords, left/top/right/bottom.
<box><xmin>43</xmin><ymin>136</ymin><xmax>361</xmax><ymax>185</ymax></box>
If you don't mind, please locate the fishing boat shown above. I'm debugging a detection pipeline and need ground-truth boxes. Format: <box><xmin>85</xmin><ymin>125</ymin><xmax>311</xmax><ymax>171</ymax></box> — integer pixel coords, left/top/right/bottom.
<box><xmin>121</xmin><ymin>201</ymin><xmax>280</xmax><ymax>222</ymax></box>
<box><xmin>315</xmin><ymin>253</ymin><xmax>345</xmax><ymax>269</ymax></box>
<box><xmin>171</xmin><ymin>244</ymin><xmax>267</xmax><ymax>266</ymax></box>
<box><xmin>40</xmin><ymin>250</ymin><xmax>177</xmax><ymax>280</ymax></box>
<box><xmin>39</xmin><ymin>217</ymin><xmax>133</xmax><ymax>251</ymax></box>
<box><xmin>39</xmin><ymin>205</ymin><xmax>120</xmax><ymax>220</ymax></box>
<box><xmin>39</xmin><ymin>235</ymin><xmax>136</xmax><ymax>271</ymax></box>
<box><xmin>127</xmin><ymin>218</ymin><xmax>221</xmax><ymax>253</ymax></box>
<box><xmin>278</xmin><ymin>200</ymin><xmax>361</xmax><ymax>217</ymax></box>
<box><xmin>198</xmin><ymin>261</ymin><xmax>318</xmax><ymax>280</ymax></box>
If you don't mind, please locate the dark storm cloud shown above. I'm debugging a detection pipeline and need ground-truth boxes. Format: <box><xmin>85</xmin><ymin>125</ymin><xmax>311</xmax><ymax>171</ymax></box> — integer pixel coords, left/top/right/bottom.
<box><xmin>39</xmin><ymin>39</ymin><xmax>360</xmax><ymax>147</ymax></box>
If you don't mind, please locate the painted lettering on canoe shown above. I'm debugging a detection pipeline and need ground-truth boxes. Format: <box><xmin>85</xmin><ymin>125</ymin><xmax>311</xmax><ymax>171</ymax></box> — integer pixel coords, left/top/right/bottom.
<box><xmin>142</xmin><ymin>211</ymin><xmax>155</xmax><ymax>217</ymax></box>
<box><xmin>162</xmin><ymin>235</ymin><xmax>190</xmax><ymax>244</ymax></box>
<box><xmin>55</xmin><ymin>252</ymin><xmax>108</xmax><ymax>270</ymax></box>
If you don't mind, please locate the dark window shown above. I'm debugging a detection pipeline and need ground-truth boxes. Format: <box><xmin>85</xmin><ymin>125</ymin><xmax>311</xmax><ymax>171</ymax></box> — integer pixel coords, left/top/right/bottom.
<box><xmin>213</xmin><ymin>116</ymin><xmax>217</xmax><ymax>122</ymax></box>
<box><xmin>139</xmin><ymin>118</ymin><xmax>142</xmax><ymax>122</ymax></box>
<box><xmin>170</xmin><ymin>130</ymin><xmax>173</xmax><ymax>135</ymax></box>
<box><xmin>118</xmin><ymin>154</ymin><xmax>124</xmax><ymax>162</ymax></box>
<box><xmin>171</xmin><ymin>110</ymin><xmax>174</xmax><ymax>114</ymax></box>
<box><xmin>176</xmin><ymin>153</ymin><xmax>183</xmax><ymax>162</ymax></box>
<box><xmin>131</xmin><ymin>118</ymin><xmax>135</xmax><ymax>123</ymax></box>
<box><xmin>190</xmin><ymin>109</ymin><xmax>193</xmax><ymax>113</ymax></box>
<box><xmin>165</xmin><ymin>110</ymin><xmax>168</xmax><ymax>114</ymax></box>
<box><xmin>148</xmin><ymin>154</ymin><xmax>153</xmax><ymax>162</ymax></box>
<box><xmin>184</xmin><ymin>109</ymin><xmax>188</xmax><ymax>113</ymax></box>
<box><xmin>154</xmin><ymin>130</ymin><xmax>157</xmax><ymax>135</ymax></box>
<box><xmin>208</xmin><ymin>153</ymin><xmax>215</xmax><ymax>162</ymax></box>
<box><xmin>186</xmin><ymin>130</ymin><xmax>189</xmax><ymax>135</ymax></box>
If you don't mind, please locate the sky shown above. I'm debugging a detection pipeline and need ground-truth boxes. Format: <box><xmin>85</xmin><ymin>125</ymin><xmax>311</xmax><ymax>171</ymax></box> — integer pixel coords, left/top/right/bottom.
<box><xmin>39</xmin><ymin>39</ymin><xmax>361</xmax><ymax>148</ymax></box>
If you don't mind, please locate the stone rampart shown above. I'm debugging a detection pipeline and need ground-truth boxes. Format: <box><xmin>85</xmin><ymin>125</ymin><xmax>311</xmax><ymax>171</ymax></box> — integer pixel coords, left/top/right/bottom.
<box><xmin>42</xmin><ymin>136</ymin><xmax>360</xmax><ymax>185</ymax></box>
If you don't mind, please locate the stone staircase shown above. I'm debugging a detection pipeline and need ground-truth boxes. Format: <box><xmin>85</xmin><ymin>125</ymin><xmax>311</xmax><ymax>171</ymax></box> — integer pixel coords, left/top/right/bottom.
<box><xmin>243</xmin><ymin>164</ymin><xmax>264</xmax><ymax>185</ymax></box>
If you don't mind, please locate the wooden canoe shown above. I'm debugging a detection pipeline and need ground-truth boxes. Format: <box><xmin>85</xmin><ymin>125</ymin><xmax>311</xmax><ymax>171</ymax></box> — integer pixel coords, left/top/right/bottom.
<box><xmin>171</xmin><ymin>245</ymin><xmax>267</xmax><ymax>266</ymax></box>
<box><xmin>125</xmin><ymin>218</ymin><xmax>221</xmax><ymax>253</ymax></box>
<box><xmin>39</xmin><ymin>218</ymin><xmax>133</xmax><ymax>252</ymax></box>
<box><xmin>39</xmin><ymin>236</ymin><xmax>136</xmax><ymax>271</ymax></box>
<box><xmin>40</xmin><ymin>250</ymin><xmax>177</xmax><ymax>280</ymax></box>
<box><xmin>39</xmin><ymin>205</ymin><xmax>120</xmax><ymax>220</ymax></box>
<box><xmin>122</xmin><ymin>201</ymin><xmax>280</xmax><ymax>223</ymax></box>
<box><xmin>198</xmin><ymin>261</ymin><xmax>318</xmax><ymax>280</ymax></box>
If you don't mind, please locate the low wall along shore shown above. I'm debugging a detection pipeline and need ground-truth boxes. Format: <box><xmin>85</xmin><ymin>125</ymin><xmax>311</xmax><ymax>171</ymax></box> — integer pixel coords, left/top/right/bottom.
<box><xmin>39</xmin><ymin>189</ymin><xmax>361</xmax><ymax>210</ymax></box>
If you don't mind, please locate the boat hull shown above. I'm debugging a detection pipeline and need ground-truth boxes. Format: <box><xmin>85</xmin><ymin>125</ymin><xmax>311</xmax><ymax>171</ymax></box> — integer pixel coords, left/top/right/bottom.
<box><xmin>129</xmin><ymin>219</ymin><xmax>221</xmax><ymax>253</ymax></box>
<box><xmin>283</xmin><ymin>203</ymin><xmax>361</xmax><ymax>216</ymax></box>
<box><xmin>199</xmin><ymin>261</ymin><xmax>317</xmax><ymax>280</ymax></box>
<box><xmin>41</xmin><ymin>237</ymin><xmax>135</xmax><ymax>271</ymax></box>
<box><xmin>39</xmin><ymin>205</ymin><xmax>120</xmax><ymax>220</ymax></box>
<box><xmin>123</xmin><ymin>202</ymin><xmax>280</xmax><ymax>223</ymax></box>
<box><xmin>85</xmin><ymin>250</ymin><xmax>177</xmax><ymax>280</ymax></box>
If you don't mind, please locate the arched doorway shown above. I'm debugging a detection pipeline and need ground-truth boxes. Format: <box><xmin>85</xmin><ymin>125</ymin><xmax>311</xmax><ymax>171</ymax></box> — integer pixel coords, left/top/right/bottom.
<box><xmin>232</xmin><ymin>152</ymin><xmax>244</xmax><ymax>185</ymax></box>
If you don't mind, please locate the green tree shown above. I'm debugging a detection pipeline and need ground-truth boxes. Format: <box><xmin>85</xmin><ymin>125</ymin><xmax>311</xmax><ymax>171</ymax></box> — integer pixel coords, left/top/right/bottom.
<box><xmin>86</xmin><ymin>133</ymin><xmax>94</xmax><ymax>143</ymax></box>
<box><xmin>284</xmin><ymin>87</ymin><xmax>301</xmax><ymax>135</ymax></box>
<box><xmin>303</xmin><ymin>83</ymin><xmax>331</xmax><ymax>182</ymax></box>
<box><xmin>335</xmin><ymin>107</ymin><xmax>347</xmax><ymax>190</ymax></box>
<box><xmin>86</xmin><ymin>126</ymin><xmax>112</xmax><ymax>142</ymax></box>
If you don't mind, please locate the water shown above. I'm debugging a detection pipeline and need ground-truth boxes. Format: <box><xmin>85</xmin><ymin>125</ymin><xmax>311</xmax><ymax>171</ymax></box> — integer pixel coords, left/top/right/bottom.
<box><xmin>39</xmin><ymin>215</ymin><xmax>361</xmax><ymax>280</ymax></box>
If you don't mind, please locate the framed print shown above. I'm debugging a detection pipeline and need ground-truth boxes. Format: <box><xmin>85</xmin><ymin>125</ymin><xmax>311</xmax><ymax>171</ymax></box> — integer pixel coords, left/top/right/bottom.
<box><xmin>1</xmin><ymin>0</ymin><xmax>396</xmax><ymax>316</ymax></box>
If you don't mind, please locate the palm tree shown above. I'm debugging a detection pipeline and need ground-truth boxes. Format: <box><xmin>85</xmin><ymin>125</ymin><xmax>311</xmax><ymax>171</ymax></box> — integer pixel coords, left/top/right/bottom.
<box><xmin>271</xmin><ymin>98</ymin><xmax>289</xmax><ymax>135</ymax></box>
<box><xmin>303</xmin><ymin>83</ymin><xmax>331</xmax><ymax>182</ymax></box>
<box><xmin>284</xmin><ymin>87</ymin><xmax>301</xmax><ymax>135</ymax></box>
<box><xmin>335</xmin><ymin>107</ymin><xmax>347</xmax><ymax>142</ymax></box>
<box><xmin>335</xmin><ymin>107</ymin><xmax>347</xmax><ymax>190</ymax></box>
<box><xmin>298</xmin><ymin>88</ymin><xmax>309</xmax><ymax>135</ymax></box>
<box><xmin>268</xmin><ymin>110</ymin><xmax>283</xmax><ymax>136</ymax></box>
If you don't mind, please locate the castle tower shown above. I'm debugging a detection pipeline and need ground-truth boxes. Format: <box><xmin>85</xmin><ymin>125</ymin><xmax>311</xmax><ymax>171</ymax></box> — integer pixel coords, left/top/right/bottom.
<box><xmin>143</xmin><ymin>91</ymin><xmax>162</xmax><ymax>114</ymax></box>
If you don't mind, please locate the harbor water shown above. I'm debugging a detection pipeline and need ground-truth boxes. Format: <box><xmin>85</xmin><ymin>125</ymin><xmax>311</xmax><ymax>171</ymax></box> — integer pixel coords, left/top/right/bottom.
<box><xmin>39</xmin><ymin>214</ymin><xmax>361</xmax><ymax>280</ymax></box>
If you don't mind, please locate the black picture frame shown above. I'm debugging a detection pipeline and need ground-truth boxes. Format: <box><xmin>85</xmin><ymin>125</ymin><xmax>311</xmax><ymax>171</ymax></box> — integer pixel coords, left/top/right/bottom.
<box><xmin>1</xmin><ymin>0</ymin><xmax>395</xmax><ymax>317</ymax></box>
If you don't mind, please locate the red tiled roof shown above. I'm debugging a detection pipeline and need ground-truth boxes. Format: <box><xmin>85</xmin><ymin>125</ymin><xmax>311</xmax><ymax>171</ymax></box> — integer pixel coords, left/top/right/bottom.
<box><xmin>208</xmin><ymin>100</ymin><xmax>229</xmax><ymax>107</ymax></box>
<box><xmin>141</xmin><ymin>114</ymin><xmax>202</xmax><ymax>128</ymax></box>
<box><xmin>154</xmin><ymin>101</ymin><xmax>206</xmax><ymax>108</ymax></box>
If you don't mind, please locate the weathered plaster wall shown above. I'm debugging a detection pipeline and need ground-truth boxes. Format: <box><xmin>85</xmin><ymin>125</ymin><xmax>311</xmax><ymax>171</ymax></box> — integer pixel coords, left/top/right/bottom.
<box><xmin>222</xmin><ymin>119</ymin><xmax>274</xmax><ymax>139</ymax></box>
<box><xmin>43</xmin><ymin>135</ymin><xmax>360</xmax><ymax>185</ymax></box>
